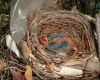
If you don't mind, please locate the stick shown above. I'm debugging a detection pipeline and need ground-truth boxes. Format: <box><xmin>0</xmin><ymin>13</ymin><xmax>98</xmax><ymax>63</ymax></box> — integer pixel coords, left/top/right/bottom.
<box><xmin>96</xmin><ymin>13</ymin><xmax>100</xmax><ymax>66</ymax></box>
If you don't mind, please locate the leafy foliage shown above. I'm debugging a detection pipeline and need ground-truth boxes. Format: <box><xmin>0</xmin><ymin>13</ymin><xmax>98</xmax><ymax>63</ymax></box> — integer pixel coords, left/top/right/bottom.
<box><xmin>0</xmin><ymin>0</ymin><xmax>11</xmax><ymax>14</ymax></box>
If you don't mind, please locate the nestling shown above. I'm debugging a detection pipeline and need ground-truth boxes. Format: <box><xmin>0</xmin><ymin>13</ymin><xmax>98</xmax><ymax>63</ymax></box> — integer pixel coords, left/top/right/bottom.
<box><xmin>38</xmin><ymin>33</ymin><xmax>78</xmax><ymax>57</ymax></box>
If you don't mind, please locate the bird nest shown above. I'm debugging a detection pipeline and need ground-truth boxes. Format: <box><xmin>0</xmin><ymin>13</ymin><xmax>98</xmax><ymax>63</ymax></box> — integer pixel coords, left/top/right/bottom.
<box><xmin>28</xmin><ymin>10</ymin><xmax>96</xmax><ymax>59</ymax></box>
<box><xmin>19</xmin><ymin>10</ymin><xmax>97</xmax><ymax>79</ymax></box>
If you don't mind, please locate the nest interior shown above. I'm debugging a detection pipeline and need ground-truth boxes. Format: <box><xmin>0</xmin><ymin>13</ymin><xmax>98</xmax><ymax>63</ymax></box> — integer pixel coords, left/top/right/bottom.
<box><xmin>31</xmin><ymin>10</ymin><xmax>96</xmax><ymax>60</ymax></box>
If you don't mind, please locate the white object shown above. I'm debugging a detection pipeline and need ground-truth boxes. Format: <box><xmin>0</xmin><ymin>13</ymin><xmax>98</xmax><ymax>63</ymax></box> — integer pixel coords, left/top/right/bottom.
<box><xmin>86</xmin><ymin>56</ymin><xmax>100</xmax><ymax>72</ymax></box>
<box><xmin>85</xmin><ymin>15</ymin><xmax>95</xmax><ymax>22</ymax></box>
<box><xmin>6</xmin><ymin>34</ymin><xmax>20</xmax><ymax>57</ymax></box>
<box><xmin>54</xmin><ymin>66</ymin><xmax>83</xmax><ymax>77</ymax></box>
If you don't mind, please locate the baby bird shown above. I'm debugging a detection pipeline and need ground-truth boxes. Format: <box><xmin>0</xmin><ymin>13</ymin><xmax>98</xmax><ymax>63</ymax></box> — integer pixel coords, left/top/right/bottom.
<box><xmin>38</xmin><ymin>33</ymin><xmax>78</xmax><ymax>58</ymax></box>
<box><xmin>38</xmin><ymin>33</ymin><xmax>74</xmax><ymax>53</ymax></box>
<box><xmin>38</xmin><ymin>33</ymin><xmax>78</xmax><ymax>59</ymax></box>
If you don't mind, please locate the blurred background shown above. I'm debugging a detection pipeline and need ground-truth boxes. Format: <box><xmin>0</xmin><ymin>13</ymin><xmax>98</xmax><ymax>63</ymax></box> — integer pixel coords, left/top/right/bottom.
<box><xmin>0</xmin><ymin>0</ymin><xmax>10</xmax><ymax>36</ymax></box>
<box><xmin>57</xmin><ymin>0</ymin><xmax>100</xmax><ymax>16</ymax></box>
<box><xmin>0</xmin><ymin>0</ymin><xmax>100</xmax><ymax>29</ymax></box>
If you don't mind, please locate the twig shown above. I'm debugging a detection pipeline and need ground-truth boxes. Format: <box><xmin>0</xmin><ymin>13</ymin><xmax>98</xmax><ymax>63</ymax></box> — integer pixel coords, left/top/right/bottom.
<box><xmin>5</xmin><ymin>67</ymin><xmax>25</xmax><ymax>72</ymax></box>
<box><xmin>8</xmin><ymin>61</ymin><xmax>25</xmax><ymax>69</ymax></box>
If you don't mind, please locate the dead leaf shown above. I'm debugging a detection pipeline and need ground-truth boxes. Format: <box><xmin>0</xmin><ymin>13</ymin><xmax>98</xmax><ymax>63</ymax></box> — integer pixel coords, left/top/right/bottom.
<box><xmin>19</xmin><ymin>40</ymin><xmax>31</xmax><ymax>59</ymax></box>
<box><xmin>25</xmin><ymin>65</ymin><xmax>33</xmax><ymax>80</ymax></box>
<box><xmin>0</xmin><ymin>59</ymin><xmax>7</xmax><ymax>70</ymax></box>
<box><xmin>47</xmin><ymin>63</ymin><xmax>55</xmax><ymax>73</ymax></box>
<box><xmin>10</xmin><ymin>69</ymin><xmax>25</xmax><ymax>80</ymax></box>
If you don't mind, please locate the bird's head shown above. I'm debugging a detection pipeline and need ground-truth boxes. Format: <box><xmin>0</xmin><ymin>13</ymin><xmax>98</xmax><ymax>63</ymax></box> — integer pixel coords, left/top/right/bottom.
<box><xmin>38</xmin><ymin>35</ymin><xmax>48</xmax><ymax>47</ymax></box>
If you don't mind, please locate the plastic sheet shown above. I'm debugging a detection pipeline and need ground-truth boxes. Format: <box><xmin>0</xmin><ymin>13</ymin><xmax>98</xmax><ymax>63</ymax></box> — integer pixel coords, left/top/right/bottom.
<box><xmin>10</xmin><ymin>0</ymin><xmax>56</xmax><ymax>43</ymax></box>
